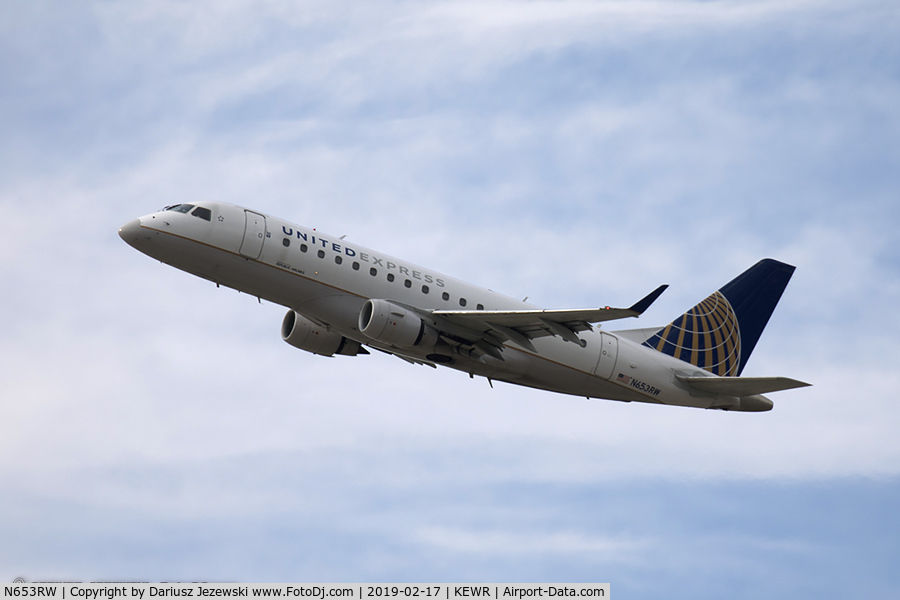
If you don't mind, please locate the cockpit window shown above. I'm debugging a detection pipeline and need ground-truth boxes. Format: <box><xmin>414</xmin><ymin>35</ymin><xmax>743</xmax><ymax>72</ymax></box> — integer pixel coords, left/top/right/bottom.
<box><xmin>191</xmin><ymin>206</ymin><xmax>212</xmax><ymax>221</ymax></box>
<box><xmin>165</xmin><ymin>204</ymin><xmax>195</xmax><ymax>213</ymax></box>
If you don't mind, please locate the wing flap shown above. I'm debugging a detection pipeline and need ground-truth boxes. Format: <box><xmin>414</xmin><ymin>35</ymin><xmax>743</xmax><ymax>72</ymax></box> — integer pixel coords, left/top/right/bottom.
<box><xmin>676</xmin><ymin>374</ymin><xmax>811</xmax><ymax>396</ymax></box>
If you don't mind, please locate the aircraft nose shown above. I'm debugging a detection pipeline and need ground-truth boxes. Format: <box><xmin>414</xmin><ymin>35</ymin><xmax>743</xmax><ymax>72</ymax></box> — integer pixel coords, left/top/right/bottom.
<box><xmin>118</xmin><ymin>218</ymin><xmax>143</xmax><ymax>247</ymax></box>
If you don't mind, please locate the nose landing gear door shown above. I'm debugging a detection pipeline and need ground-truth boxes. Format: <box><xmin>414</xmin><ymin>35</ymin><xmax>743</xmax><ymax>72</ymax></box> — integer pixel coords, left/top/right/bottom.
<box><xmin>239</xmin><ymin>210</ymin><xmax>267</xmax><ymax>259</ymax></box>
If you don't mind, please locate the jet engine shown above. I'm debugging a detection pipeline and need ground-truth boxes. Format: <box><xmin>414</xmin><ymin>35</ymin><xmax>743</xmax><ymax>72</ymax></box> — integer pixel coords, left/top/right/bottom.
<box><xmin>358</xmin><ymin>299</ymin><xmax>439</xmax><ymax>348</ymax></box>
<box><xmin>281</xmin><ymin>310</ymin><xmax>367</xmax><ymax>357</ymax></box>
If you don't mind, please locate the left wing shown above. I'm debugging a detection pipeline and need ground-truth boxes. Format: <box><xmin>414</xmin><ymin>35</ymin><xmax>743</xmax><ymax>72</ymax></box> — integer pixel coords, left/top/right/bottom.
<box><xmin>431</xmin><ymin>284</ymin><xmax>668</xmax><ymax>351</ymax></box>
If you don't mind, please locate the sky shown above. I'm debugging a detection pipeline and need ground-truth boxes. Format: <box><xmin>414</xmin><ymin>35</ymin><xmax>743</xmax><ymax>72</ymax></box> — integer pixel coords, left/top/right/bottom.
<box><xmin>1</xmin><ymin>0</ymin><xmax>899</xmax><ymax>596</ymax></box>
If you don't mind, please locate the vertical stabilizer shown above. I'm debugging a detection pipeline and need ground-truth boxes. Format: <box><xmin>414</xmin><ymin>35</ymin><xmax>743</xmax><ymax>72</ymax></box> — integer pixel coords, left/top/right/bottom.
<box><xmin>642</xmin><ymin>259</ymin><xmax>795</xmax><ymax>376</ymax></box>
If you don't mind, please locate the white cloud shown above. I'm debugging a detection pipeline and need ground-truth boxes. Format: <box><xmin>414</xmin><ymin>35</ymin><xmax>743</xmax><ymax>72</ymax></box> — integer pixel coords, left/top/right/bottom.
<box><xmin>411</xmin><ymin>526</ymin><xmax>650</xmax><ymax>560</ymax></box>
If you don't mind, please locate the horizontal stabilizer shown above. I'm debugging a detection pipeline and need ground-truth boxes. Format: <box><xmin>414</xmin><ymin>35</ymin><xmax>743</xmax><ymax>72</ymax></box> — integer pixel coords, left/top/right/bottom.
<box><xmin>612</xmin><ymin>327</ymin><xmax>664</xmax><ymax>344</ymax></box>
<box><xmin>676</xmin><ymin>374</ymin><xmax>811</xmax><ymax>397</ymax></box>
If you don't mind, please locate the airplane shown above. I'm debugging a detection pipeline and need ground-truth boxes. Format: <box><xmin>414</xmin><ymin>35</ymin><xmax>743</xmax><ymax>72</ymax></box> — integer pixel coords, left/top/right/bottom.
<box><xmin>119</xmin><ymin>201</ymin><xmax>810</xmax><ymax>412</ymax></box>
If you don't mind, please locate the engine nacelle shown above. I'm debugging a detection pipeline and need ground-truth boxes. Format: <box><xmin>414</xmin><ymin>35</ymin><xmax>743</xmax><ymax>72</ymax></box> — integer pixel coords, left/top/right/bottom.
<box><xmin>358</xmin><ymin>299</ymin><xmax>438</xmax><ymax>348</ymax></box>
<box><xmin>281</xmin><ymin>310</ymin><xmax>366</xmax><ymax>357</ymax></box>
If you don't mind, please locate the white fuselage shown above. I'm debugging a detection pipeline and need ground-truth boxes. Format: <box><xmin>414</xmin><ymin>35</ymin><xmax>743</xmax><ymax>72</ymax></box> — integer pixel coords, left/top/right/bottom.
<box><xmin>120</xmin><ymin>201</ymin><xmax>766</xmax><ymax>411</ymax></box>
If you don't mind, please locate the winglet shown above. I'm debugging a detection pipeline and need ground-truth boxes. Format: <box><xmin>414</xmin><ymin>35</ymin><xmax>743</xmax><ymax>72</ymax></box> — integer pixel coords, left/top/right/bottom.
<box><xmin>629</xmin><ymin>284</ymin><xmax>669</xmax><ymax>315</ymax></box>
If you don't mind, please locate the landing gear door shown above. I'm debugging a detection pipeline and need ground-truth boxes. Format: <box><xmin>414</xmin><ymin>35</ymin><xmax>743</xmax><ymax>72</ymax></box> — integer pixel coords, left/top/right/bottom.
<box><xmin>594</xmin><ymin>332</ymin><xmax>619</xmax><ymax>380</ymax></box>
<box><xmin>239</xmin><ymin>210</ymin><xmax>267</xmax><ymax>259</ymax></box>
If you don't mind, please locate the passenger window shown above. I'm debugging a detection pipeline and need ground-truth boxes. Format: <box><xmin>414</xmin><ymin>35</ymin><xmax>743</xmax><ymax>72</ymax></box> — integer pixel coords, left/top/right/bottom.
<box><xmin>370</xmin><ymin>268</ymin><xmax>377</xmax><ymax>276</ymax></box>
<box><xmin>282</xmin><ymin>238</ymin><xmax>290</xmax><ymax>247</ymax></box>
<box><xmin>335</xmin><ymin>256</ymin><xmax>343</xmax><ymax>265</ymax></box>
<box><xmin>459</xmin><ymin>298</ymin><xmax>467</xmax><ymax>307</ymax></box>
<box><xmin>300</xmin><ymin>244</ymin><xmax>308</xmax><ymax>253</ymax></box>
<box><xmin>442</xmin><ymin>292</ymin><xmax>450</xmax><ymax>301</ymax></box>
<box><xmin>387</xmin><ymin>273</ymin><xmax>395</xmax><ymax>282</ymax></box>
<box><xmin>404</xmin><ymin>279</ymin><xmax>412</xmax><ymax>288</ymax></box>
<box><xmin>352</xmin><ymin>262</ymin><xmax>360</xmax><ymax>271</ymax></box>
<box><xmin>191</xmin><ymin>206</ymin><xmax>212</xmax><ymax>221</ymax></box>
<box><xmin>317</xmin><ymin>250</ymin><xmax>325</xmax><ymax>259</ymax></box>
<box><xmin>477</xmin><ymin>304</ymin><xmax>484</xmax><ymax>310</ymax></box>
<box><xmin>422</xmin><ymin>285</ymin><xmax>430</xmax><ymax>294</ymax></box>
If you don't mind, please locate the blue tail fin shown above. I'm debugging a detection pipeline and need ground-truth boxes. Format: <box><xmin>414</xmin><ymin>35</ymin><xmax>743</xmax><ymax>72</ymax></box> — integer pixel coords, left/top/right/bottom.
<box><xmin>642</xmin><ymin>259</ymin><xmax>795</xmax><ymax>376</ymax></box>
